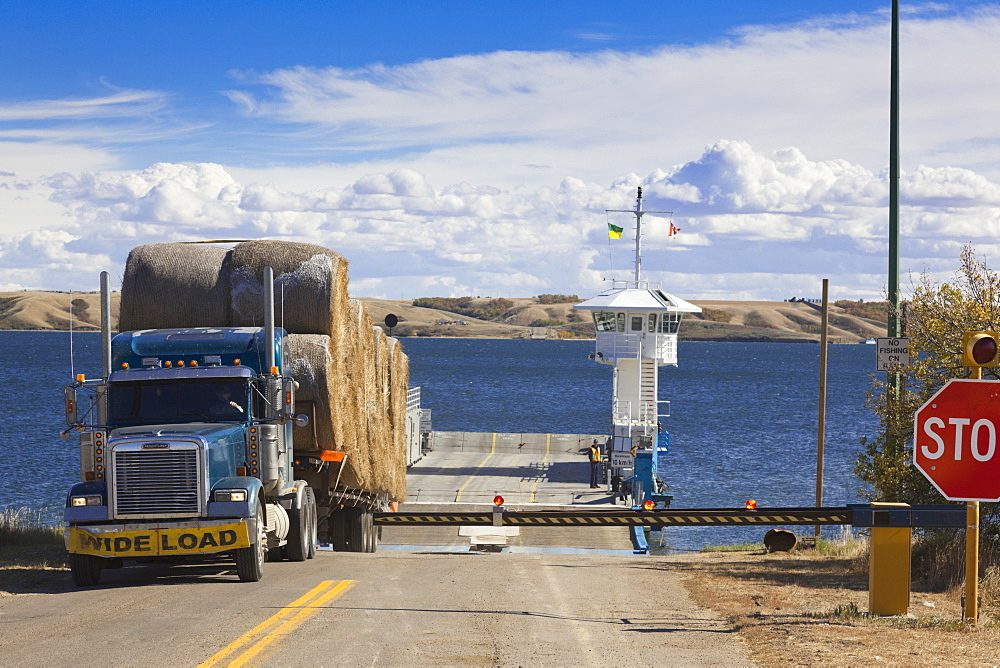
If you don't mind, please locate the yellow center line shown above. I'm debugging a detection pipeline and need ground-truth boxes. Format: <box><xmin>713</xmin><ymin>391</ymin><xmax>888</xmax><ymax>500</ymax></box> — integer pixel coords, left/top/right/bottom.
<box><xmin>529</xmin><ymin>434</ymin><xmax>551</xmax><ymax>503</ymax></box>
<box><xmin>199</xmin><ymin>579</ymin><xmax>354</xmax><ymax>668</ymax></box>
<box><xmin>455</xmin><ymin>432</ymin><xmax>495</xmax><ymax>502</ymax></box>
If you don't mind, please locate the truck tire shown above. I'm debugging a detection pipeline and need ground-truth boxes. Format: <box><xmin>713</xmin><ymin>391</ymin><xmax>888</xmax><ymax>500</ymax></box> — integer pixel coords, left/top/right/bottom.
<box><xmin>329</xmin><ymin>509</ymin><xmax>347</xmax><ymax>551</ymax></box>
<box><xmin>236</xmin><ymin>502</ymin><xmax>266</xmax><ymax>582</ymax></box>
<box><xmin>344</xmin><ymin>506</ymin><xmax>365</xmax><ymax>552</ymax></box>
<box><xmin>306</xmin><ymin>489</ymin><xmax>317</xmax><ymax>559</ymax></box>
<box><xmin>286</xmin><ymin>487</ymin><xmax>316</xmax><ymax>562</ymax></box>
<box><xmin>69</xmin><ymin>553</ymin><xmax>103</xmax><ymax>587</ymax></box>
<box><xmin>364</xmin><ymin>510</ymin><xmax>377</xmax><ymax>553</ymax></box>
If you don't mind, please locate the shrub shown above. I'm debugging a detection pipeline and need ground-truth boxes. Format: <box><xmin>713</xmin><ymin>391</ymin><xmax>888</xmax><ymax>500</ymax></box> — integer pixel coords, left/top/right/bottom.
<box><xmin>536</xmin><ymin>294</ymin><xmax>580</xmax><ymax>304</ymax></box>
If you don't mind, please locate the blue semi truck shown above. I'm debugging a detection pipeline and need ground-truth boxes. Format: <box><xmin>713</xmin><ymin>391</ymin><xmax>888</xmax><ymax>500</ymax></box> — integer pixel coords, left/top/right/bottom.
<box><xmin>63</xmin><ymin>268</ymin><xmax>343</xmax><ymax>585</ymax></box>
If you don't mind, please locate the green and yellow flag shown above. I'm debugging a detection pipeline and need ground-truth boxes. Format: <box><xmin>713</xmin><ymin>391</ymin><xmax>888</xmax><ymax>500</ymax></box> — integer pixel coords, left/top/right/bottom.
<box><xmin>607</xmin><ymin>223</ymin><xmax>623</xmax><ymax>239</ymax></box>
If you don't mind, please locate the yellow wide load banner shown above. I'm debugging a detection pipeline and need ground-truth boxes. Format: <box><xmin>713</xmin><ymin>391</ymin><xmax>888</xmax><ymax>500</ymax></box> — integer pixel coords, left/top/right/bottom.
<box><xmin>69</xmin><ymin>521</ymin><xmax>251</xmax><ymax>557</ymax></box>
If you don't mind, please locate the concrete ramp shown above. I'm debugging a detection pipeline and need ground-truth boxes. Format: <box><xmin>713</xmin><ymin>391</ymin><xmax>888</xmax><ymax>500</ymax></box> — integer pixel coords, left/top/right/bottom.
<box><xmin>404</xmin><ymin>431</ymin><xmax>608</xmax><ymax>506</ymax></box>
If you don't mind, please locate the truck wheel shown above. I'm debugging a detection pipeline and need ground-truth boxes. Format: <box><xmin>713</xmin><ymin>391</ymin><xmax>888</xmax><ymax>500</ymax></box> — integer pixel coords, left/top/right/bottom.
<box><xmin>330</xmin><ymin>510</ymin><xmax>347</xmax><ymax>551</ymax></box>
<box><xmin>306</xmin><ymin>489</ymin><xmax>318</xmax><ymax>559</ymax></box>
<box><xmin>236</xmin><ymin>502</ymin><xmax>265</xmax><ymax>582</ymax></box>
<box><xmin>69</xmin><ymin>553</ymin><xmax>103</xmax><ymax>587</ymax></box>
<box><xmin>363</xmin><ymin>510</ymin><xmax>377</xmax><ymax>553</ymax></box>
<box><xmin>345</xmin><ymin>506</ymin><xmax>365</xmax><ymax>552</ymax></box>
<box><xmin>286</xmin><ymin>487</ymin><xmax>317</xmax><ymax>562</ymax></box>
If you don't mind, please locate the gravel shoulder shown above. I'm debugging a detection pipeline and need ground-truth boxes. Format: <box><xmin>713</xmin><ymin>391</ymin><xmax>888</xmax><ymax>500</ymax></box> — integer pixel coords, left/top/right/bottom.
<box><xmin>673</xmin><ymin>548</ymin><xmax>1000</xmax><ymax>666</ymax></box>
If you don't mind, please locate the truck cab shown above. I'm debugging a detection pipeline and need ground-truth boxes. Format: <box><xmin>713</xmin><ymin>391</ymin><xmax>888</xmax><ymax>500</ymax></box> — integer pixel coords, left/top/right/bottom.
<box><xmin>64</xmin><ymin>325</ymin><xmax>315</xmax><ymax>586</ymax></box>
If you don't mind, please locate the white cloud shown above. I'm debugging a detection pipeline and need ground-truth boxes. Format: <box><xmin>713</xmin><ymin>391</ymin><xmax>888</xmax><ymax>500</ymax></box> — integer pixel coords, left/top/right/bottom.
<box><xmin>1</xmin><ymin>139</ymin><xmax>997</xmax><ymax>300</ymax></box>
<box><xmin>222</xmin><ymin>6</ymin><xmax>1000</xmax><ymax>187</ymax></box>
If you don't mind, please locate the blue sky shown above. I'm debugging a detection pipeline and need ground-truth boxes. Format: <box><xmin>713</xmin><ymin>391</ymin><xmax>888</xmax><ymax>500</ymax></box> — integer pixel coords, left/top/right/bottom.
<box><xmin>3</xmin><ymin>1</ymin><xmax>999</xmax><ymax>301</ymax></box>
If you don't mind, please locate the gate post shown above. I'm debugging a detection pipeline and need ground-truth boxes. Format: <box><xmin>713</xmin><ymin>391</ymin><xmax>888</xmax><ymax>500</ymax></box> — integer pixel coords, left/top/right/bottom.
<box><xmin>868</xmin><ymin>502</ymin><xmax>911</xmax><ymax>616</ymax></box>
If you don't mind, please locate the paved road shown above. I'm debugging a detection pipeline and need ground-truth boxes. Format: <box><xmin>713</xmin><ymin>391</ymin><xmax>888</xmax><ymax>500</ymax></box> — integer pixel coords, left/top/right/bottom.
<box><xmin>1</xmin><ymin>551</ymin><xmax>752</xmax><ymax>666</ymax></box>
<box><xmin>0</xmin><ymin>439</ymin><xmax>754</xmax><ymax>666</ymax></box>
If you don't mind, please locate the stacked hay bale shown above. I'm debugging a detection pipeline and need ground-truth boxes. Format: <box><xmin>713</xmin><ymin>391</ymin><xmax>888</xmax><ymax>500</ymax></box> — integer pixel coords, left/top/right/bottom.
<box><xmin>119</xmin><ymin>243</ymin><xmax>231</xmax><ymax>330</ymax></box>
<box><xmin>118</xmin><ymin>240</ymin><xmax>407</xmax><ymax>501</ymax></box>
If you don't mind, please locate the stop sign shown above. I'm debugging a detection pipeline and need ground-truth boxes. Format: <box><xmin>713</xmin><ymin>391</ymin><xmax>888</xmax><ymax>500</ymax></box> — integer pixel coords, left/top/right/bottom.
<box><xmin>914</xmin><ymin>379</ymin><xmax>1000</xmax><ymax>501</ymax></box>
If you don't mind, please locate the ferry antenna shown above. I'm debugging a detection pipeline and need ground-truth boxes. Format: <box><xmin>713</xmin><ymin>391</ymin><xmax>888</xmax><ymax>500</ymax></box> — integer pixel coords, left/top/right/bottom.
<box><xmin>606</xmin><ymin>187</ymin><xmax>672</xmax><ymax>282</ymax></box>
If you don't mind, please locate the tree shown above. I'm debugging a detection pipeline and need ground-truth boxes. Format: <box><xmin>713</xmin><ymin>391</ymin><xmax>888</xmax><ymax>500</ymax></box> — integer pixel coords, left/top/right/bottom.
<box><xmin>855</xmin><ymin>245</ymin><xmax>999</xmax><ymax>535</ymax></box>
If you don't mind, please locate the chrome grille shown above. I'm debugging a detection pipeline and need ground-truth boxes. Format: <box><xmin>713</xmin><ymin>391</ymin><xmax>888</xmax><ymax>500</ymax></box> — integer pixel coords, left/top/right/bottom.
<box><xmin>113</xmin><ymin>447</ymin><xmax>200</xmax><ymax>516</ymax></box>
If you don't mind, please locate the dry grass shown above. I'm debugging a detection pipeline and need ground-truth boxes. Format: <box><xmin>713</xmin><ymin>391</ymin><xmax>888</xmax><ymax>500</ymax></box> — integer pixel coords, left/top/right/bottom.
<box><xmin>673</xmin><ymin>532</ymin><xmax>1000</xmax><ymax>665</ymax></box>
<box><xmin>0</xmin><ymin>508</ymin><xmax>67</xmax><ymax>595</ymax></box>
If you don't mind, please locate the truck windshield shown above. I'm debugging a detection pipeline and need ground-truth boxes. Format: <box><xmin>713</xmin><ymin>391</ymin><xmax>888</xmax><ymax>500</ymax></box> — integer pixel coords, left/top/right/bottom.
<box><xmin>109</xmin><ymin>379</ymin><xmax>249</xmax><ymax>425</ymax></box>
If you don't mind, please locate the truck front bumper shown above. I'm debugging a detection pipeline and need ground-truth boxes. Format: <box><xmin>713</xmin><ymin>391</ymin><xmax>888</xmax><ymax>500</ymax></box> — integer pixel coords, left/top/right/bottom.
<box><xmin>66</xmin><ymin>518</ymin><xmax>255</xmax><ymax>558</ymax></box>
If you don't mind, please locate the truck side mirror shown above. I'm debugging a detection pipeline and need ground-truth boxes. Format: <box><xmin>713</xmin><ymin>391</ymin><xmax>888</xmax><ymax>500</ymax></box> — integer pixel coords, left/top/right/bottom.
<box><xmin>279</xmin><ymin>377</ymin><xmax>297</xmax><ymax>420</ymax></box>
<box><xmin>64</xmin><ymin>386</ymin><xmax>79</xmax><ymax>426</ymax></box>
<box><xmin>295</xmin><ymin>414</ymin><xmax>310</xmax><ymax>428</ymax></box>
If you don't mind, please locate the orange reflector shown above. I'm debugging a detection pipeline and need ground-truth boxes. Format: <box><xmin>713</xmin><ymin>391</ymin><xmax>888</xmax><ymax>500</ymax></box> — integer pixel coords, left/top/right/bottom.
<box><xmin>320</xmin><ymin>450</ymin><xmax>346</xmax><ymax>462</ymax></box>
<box><xmin>121</xmin><ymin>362</ymin><xmax>129</xmax><ymax>369</ymax></box>
<box><xmin>164</xmin><ymin>361</ymin><xmax>172</xmax><ymax>367</ymax></box>
<box><xmin>494</xmin><ymin>495</ymin><xmax>504</xmax><ymax>506</ymax></box>
<box><xmin>285</xmin><ymin>390</ymin><xmax>292</xmax><ymax>404</ymax></box>
<box><xmin>234</xmin><ymin>358</ymin><xmax>241</xmax><ymax>365</ymax></box>
<box><xmin>642</xmin><ymin>500</ymin><xmax>655</xmax><ymax>511</ymax></box>
<box><xmin>177</xmin><ymin>361</ymin><xmax>184</xmax><ymax>367</ymax></box>
<box><xmin>190</xmin><ymin>360</ymin><xmax>198</xmax><ymax>367</ymax></box>
<box><xmin>745</xmin><ymin>499</ymin><xmax>758</xmax><ymax>510</ymax></box>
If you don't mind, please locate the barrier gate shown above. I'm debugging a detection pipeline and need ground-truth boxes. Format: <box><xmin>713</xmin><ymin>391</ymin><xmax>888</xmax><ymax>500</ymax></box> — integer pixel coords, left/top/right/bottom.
<box><xmin>374</xmin><ymin>503</ymin><xmax>966</xmax><ymax>617</ymax></box>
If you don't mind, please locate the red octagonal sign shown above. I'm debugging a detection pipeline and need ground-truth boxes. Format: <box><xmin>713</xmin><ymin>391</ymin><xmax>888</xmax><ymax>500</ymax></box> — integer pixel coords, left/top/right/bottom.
<box><xmin>914</xmin><ymin>379</ymin><xmax>1000</xmax><ymax>502</ymax></box>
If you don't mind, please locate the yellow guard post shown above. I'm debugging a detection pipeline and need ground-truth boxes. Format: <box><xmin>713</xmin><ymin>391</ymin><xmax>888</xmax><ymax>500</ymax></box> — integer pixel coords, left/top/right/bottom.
<box><xmin>869</xmin><ymin>502</ymin><xmax>911</xmax><ymax>616</ymax></box>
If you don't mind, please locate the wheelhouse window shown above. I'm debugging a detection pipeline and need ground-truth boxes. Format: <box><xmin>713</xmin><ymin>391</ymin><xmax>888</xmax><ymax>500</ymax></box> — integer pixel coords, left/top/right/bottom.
<box><xmin>648</xmin><ymin>314</ymin><xmax>658</xmax><ymax>333</ymax></box>
<box><xmin>630</xmin><ymin>316</ymin><xmax>644</xmax><ymax>331</ymax></box>
<box><xmin>109</xmin><ymin>379</ymin><xmax>249</xmax><ymax>424</ymax></box>
<box><xmin>616</xmin><ymin>313</ymin><xmax>626</xmax><ymax>332</ymax></box>
<box><xmin>593</xmin><ymin>311</ymin><xmax>616</xmax><ymax>332</ymax></box>
<box><xmin>659</xmin><ymin>313</ymin><xmax>682</xmax><ymax>334</ymax></box>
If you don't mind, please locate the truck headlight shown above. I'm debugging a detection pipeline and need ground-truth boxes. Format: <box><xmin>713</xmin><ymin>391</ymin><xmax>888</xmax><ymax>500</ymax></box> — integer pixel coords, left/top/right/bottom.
<box><xmin>213</xmin><ymin>489</ymin><xmax>247</xmax><ymax>503</ymax></box>
<box><xmin>70</xmin><ymin>495</ymin><xmax>103</xmax><ymax>507</ymax></box>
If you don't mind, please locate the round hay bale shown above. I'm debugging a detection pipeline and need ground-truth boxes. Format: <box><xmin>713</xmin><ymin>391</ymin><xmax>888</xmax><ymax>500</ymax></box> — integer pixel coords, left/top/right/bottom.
<box><xmin>367</xmin><ymin>324</ymin><xmax>394</xmax><ymax>497</ymax></box>
<box><xmin>119</xmin><ymin>243</ymin><xmax>230</xmax><ymax>331</ymax></box>
<box><xmin>286</xmin><ymin>333</ymin><xmax>368</xmax><ymax>490</ymax></box>
<box><xmin>228</xmin><ymin>240</ymin><xmax>348</xmax><ymax>335</ymax></box>
<box><xmin>387</xmin><ymin>337</ymin><xmax>410</xmax><ymax>502</ymax></box>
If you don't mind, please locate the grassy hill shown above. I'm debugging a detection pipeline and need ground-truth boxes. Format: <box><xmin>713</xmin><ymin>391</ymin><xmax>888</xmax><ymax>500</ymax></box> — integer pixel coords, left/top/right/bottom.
<box><xmin>1</xmin><ymin>291</ymin><xmax>886</xmax><ymax>343</ymax></box>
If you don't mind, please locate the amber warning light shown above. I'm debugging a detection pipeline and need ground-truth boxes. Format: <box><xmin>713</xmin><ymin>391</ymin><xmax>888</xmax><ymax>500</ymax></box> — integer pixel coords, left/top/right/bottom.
<box><xmin>493</xmin><ymin>496</ymin><xmax>504</xmax><ymax>506</ymax></box>
<box><xmin>745</xmin><ymin>499</ymin><xmax>758</xmax><ymax>510</ymax></box>
<box><xmin>642</xmin><ymin>500</ymin><xmax>654</xmax><ymax>511</ymax></box>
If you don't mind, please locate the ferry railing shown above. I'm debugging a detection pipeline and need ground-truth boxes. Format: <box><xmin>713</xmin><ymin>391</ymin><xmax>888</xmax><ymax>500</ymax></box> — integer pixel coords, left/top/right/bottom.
<box><xmin>595</xmin><ymin>332</ymin><xmax>641</xmax><ymax>359</ymax></box>
<box><xmin>406</xmin><ymin>386</ymin><xmax>421</xmax><ymax>411</ymax></box>
<box><xmin>612</xmin><ymin>400</ymin><xmax>632</xmax><ymax>425</ymax></box>
<box><xmin>608</xmin><ymin>279</ymin><xmax>662</xmax><ymax>292</ymax></box>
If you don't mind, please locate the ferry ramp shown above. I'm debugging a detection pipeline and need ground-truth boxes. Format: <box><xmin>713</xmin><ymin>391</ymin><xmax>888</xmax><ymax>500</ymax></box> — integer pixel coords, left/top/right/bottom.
<box><xmin>384</xmin><ymin>431</ymin><xmax>633</xmax><ymax>551</ymax></box>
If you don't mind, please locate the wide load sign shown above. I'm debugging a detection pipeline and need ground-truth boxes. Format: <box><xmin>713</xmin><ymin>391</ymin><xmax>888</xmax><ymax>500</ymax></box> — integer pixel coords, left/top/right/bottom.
<box><xmin>68</xmin><ymin>520</ymin><xmax>251</xmax><ymax>557</ymax></box>
<box><xmin>914</xmin><ymin>379</ymin><xmax>1000</xmax><ymax>502</ymax></box>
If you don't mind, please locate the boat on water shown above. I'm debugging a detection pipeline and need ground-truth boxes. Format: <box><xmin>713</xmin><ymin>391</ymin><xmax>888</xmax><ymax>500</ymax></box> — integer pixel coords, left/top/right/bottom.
<box><xmin>573</xmin><ymin>187</ymin><xmax>699</xmax><ymax>509</ymax></box>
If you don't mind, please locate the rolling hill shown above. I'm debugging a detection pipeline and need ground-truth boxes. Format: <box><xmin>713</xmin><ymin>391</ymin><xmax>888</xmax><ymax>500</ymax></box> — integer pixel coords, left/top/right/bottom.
<box><xmin>0</xmin><ymin>291</ymin><xmax>886</xmax><ymax>343</ymax></box>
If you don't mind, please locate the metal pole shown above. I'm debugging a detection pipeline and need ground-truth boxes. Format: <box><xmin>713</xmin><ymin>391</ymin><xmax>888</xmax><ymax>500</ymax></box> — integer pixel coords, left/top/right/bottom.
<box><xmin>100</xmin><ymin>271</ymin><xmax>112</xmax><ymax>379</ymax></box>
<box><xmin>966</xmin><ymin>501</ymin><xmax>979</xmax><ymax>623</ymax></box>
<box><xmin>888</xmin><ymin>0</ymin><xmax>900</xmax><ymax>339</ymax></box>
<box><xmin>264</xmin><ymin>266</ymin><xmax>276</xmax><ymax>371</ymax></box>
<box><xmin>816</xmin><ymin>279</ymin><xmax>829</xmax><ymax>540</ymax></box>
<box><xmin>634</xmin><ymin>188</ymin><xmax>643</xmax><ymax>282</ymax></box>
<box><xmin>965</xmin><ymin>365</ymin><xmax>981</xmax><ymax>624</ymax></box>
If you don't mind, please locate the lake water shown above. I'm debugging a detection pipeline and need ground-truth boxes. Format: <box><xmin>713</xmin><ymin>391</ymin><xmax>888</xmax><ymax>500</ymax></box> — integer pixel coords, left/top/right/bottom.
<box><xmin>3</xmin><ymin>332</ymin><xmax>879</xmax><ymax>548</ymax></box>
